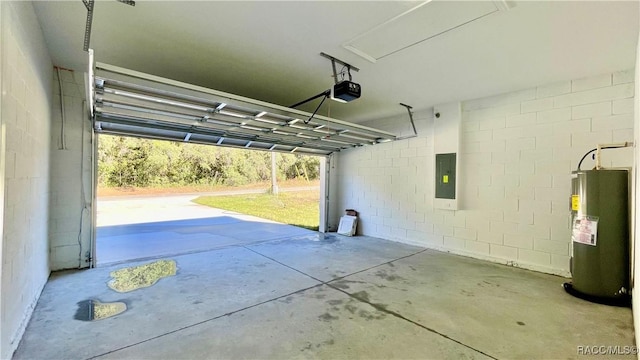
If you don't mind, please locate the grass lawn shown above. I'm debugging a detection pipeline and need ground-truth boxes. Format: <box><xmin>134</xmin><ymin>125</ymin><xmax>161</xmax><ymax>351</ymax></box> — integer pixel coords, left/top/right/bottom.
<box><xmin>193</xmin><ymin>190</ymin><xmax>320</xmax><ymax>231</ymax></box>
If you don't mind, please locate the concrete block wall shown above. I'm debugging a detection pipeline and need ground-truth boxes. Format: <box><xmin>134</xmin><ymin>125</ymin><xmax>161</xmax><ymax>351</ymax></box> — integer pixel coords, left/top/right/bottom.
<box><xmin>335</xmin><ymin>70</ymin><xmax>634</xmax><ymax>276</ymax></box>
<box><xmin>632</xmin><ymin>26</ymin><xmax>639</xmax><ymax>352</ymax></box>
<box><xmin>49</xmin><ymin>69</ymin><xmax>93</xmax><ymax>271</ymax></box>
<box><xmin>0</xmin><ymin>2</ymin><xmax>53</xmax><ymax>358</ymax></box>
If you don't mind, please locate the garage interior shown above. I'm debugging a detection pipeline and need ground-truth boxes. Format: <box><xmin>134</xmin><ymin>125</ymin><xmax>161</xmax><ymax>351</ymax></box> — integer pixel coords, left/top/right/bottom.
<box><xmin>2</xmin><ymin>1</ymin><xmax>640</xmax><ymax>359</ymax></box>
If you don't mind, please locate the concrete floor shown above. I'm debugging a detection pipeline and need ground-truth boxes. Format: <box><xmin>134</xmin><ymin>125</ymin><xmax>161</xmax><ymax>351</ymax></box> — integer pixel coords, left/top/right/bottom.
<box><xmin>97</xmin><ymin>195</ymin><xmax>313</xmax><ymax>264</ymax></box>
<box><xmin>16</xmin><ymin>233</ymin><xmax>634</xmax><ymax>359</ymax></box>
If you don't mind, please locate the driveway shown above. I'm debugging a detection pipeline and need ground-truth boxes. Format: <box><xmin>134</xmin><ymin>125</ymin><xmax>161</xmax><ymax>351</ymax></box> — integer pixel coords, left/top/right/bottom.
<box><xmin>97</xmin><ymin>194</ymin><xmax>314</xmax><ymax>265</ymax></box>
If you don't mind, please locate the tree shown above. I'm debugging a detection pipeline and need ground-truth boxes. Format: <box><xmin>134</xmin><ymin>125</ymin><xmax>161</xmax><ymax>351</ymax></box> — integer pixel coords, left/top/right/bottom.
<box><xmin>97</xmin><ymin>134</ymin><xmax>322</xmax><ymax>187</ymax></box>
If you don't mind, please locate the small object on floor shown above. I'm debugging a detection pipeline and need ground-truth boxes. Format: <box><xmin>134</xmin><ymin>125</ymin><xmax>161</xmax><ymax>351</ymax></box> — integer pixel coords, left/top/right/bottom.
<box><xmin>337</xmin><ymin>215</ymin><xmax>357</xmax><ymax>236</ymax></box>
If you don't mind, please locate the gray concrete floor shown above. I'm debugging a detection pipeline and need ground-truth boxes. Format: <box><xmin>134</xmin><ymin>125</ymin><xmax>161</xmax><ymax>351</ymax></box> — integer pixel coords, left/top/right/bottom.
<box><xmin>97</xmin><ymin>195</ymin><xmax>313</xmax><ymax>265</ymax></box>
<box><xmin>16</xmin><ymin>233</ymin><xmax>634</xmax><ymax>359</ymax></box>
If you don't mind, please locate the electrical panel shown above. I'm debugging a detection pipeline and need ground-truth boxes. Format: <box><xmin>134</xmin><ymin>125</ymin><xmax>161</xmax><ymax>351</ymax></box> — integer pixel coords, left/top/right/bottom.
<box><xmin>435</xmin><ymin>153</ymin><xmax>456</xmax><ymax>199</ymax></box>
<box><xmin>433</xmin><ymin>101</ymin><xmax>461</xmax><ymax>210</ymax></box>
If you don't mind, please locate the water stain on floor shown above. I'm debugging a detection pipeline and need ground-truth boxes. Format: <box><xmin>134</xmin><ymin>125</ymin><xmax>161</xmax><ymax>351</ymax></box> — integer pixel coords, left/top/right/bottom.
<box><xmin>344</xmin><ymin>304</ymin><xmax>358</xmax><ymax>314</ymax></box>
<box><xmin>108</xmin><ymin>259</ymin><xmax>177</xmax><ymax>293</ymax></box>
<box><xmin>318</xmin><ymin>339</ymin><xmax>335</xmax><ymax>348</ymax></box>
<box><xmin>318</xmin><ymin>312</ymin><xmax>339</xmax><ymax>322</ymax></box>
<box><xmin>351</xmin><ymin>290</ymin><xmax>371</xmax><ymax>302</ymax></box>
<box><xmin>460</xmin><ymin>289</ymin><xmax>475</xmax><ymax>297</ymax></box>
<box><xmin>374</xmin><ymin>269</ymin><xmax>405</xmax><ymax>282</ymax></box>
<box><xmin>74</xmin><ymin>300</ymin><xmax>127</xmax><ymax>321</ymax></box>
<box><xmin>334</xmin><ymin>297</ymin><xmax>387</xmax><ymax>321</ymax></box>
<box><xmin>319</xmin><ymin>236</ymin><xmax>338</xmax><ymax>244</ymax></box>
<box><xmin>329</xmin><ymin>279</ymin><xmax>367</xmax><ymax>290</ymax></box>
<box><xmin>358</xmin><ymin>308</ymin><xmax>386</xmax><ymax>321</ymax></box>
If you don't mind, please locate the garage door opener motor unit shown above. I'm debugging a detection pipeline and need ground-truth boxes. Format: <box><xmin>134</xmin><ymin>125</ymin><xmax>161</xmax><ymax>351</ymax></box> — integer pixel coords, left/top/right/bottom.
<box><xmin>330</xmin><ymin>80</ymin><xmax>361</xmax><ymax>103</ymax></box>
<box><xmin>289</xmin><ymin>53</ymin><xmax>361</xmax><ymax>125</ymax></box>
<box><xmin>563</xmin><ymin>142</ymin><xmax>633</xmax><ymax>306</ymax></box>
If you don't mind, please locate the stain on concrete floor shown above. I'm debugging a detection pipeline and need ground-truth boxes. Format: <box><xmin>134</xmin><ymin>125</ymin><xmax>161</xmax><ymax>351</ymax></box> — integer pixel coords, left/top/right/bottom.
<box><xmin>108</xmin><ymin>259</ymin><xmax>177</xmax><ymax>293</ymax></box>
<box><xmin>75</xmin><ymin>299</ymin><xmax>127</xmax><ymax>321</ymax></box>
<box><xmin>374</xmin><ymin>269</ymin><xmax>405</xmax><ymax>282</ymax></box>
<box><xmin>318</xmin><ymin>312</ymin><xmax>339</xmax><ymax>321</ymax></box>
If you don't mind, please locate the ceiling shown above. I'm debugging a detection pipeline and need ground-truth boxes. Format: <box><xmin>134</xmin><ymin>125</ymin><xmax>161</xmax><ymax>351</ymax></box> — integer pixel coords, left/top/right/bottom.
<box><xmin>33</xmin><ymin>1</ymin><xmax>639</xmax><ymax>124</ymax></box>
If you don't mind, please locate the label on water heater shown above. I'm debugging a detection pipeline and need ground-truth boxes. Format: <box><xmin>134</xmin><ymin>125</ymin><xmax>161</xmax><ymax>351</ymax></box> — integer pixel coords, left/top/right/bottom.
<box><xmin>571</xmin><ymin>215</ymin><xmax>598</xmax><ymax>246</ymax></box>
<box><xmin>571</xmin><ymin>195</ymin><xmax>579</xmax><ymax>211</ymax></box>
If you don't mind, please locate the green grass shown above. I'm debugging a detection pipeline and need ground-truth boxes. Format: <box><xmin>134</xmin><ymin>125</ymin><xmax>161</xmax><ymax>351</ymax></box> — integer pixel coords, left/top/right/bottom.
<box><xmin>193</xmin><ymin>190</ymin><xmax>320</xmax><ymax>231</ymax></box>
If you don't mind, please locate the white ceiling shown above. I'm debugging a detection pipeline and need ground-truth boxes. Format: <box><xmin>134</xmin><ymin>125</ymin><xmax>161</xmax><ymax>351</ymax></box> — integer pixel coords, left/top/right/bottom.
<box><xmin>33</xmin><ymin>1</ymin><xmax>639</xmax><ymax>123</ymax></box>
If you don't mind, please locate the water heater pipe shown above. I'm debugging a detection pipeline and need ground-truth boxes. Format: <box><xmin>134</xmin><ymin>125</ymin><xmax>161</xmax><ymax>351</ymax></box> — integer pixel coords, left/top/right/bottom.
<box><xmin>595</xmin><ymin>142</ymin><xmax>633</xmax><ymax>170</ymax></box>
<box><xmin>577</xmin><ymin>142</ymin><xmax>634</xmax><ymax>171</ymax></box>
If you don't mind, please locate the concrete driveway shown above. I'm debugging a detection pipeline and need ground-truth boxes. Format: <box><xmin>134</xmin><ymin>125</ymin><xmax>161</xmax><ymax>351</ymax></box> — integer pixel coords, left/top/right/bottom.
<box><xmin>96</xmin><ymin>194</ymin><xmax>314</xmax><ymax>265</ymax></box>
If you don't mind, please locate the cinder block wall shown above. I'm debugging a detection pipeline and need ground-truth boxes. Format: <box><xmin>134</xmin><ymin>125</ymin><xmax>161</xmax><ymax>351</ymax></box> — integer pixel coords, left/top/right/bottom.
<box><xmin>632</xmin><ymin>27</ymin><xmax>640</xmax><ymax>352</ymax></box>
<box><xmin>335</xmin><ymin>70</ymin><xmax>634</xmax><ymax>276</ymax></box>
<box><xmin>0</xmin><ymin>2</ymin><xmax>53</xmax><ymax>358</ymax></box>
<box><xmin>49</xmin><ymin>69</ymin><xmax>92</xmax><ymax>271</ymax></box>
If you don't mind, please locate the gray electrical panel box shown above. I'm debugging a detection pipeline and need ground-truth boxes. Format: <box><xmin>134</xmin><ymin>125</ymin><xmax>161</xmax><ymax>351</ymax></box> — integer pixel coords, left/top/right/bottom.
<box><xmin>435</xmin><ymin>153</ymin><xmax>456</xmax><ymax>199</ymax></box>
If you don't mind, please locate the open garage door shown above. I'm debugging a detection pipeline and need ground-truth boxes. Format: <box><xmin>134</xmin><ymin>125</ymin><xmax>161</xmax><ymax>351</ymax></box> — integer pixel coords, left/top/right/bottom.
<box><xmin>91</xmin><ymin>63</ymin><xmax>397</xmax><ymax>156</ymax></box>
<box><xmin>88</xmin><ymin>60</ymin><xmax>397</xmax><ymax>266</ymax></box>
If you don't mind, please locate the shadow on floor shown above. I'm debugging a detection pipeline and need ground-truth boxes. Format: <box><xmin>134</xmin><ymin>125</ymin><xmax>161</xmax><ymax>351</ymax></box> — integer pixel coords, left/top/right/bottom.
<box><xmin>97</xmin><ymin>216</ymin><xmax>314</xmax><ymax>265</ymax></box>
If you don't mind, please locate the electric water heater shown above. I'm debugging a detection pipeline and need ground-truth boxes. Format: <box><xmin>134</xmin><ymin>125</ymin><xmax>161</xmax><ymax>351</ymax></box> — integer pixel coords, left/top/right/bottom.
<box><xmin>564</xmin><ymin>169</ymin><xmax>630</xmax><ymax>305</ymax></box>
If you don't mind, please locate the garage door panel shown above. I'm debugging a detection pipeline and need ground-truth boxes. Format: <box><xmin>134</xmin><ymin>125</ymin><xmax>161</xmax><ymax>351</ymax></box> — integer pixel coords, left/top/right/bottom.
<box><xmin>96</xmin><ymin>104</ymin><xmax>347</xmax><ymax>151</ymax></box>
<box><xmin>96</xmin><ymin>113</ymin><xmax>343</xmax><ymax>156</ymax></box>
<box><xmin>98</xmin><ymin>89</ymin><xmax>386</xmax><ymax>147</ymax></box>
<box><xmin>93</xmin><ymin>63</ymin><xmax>397</xmax><ymax>155</ymax></box>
